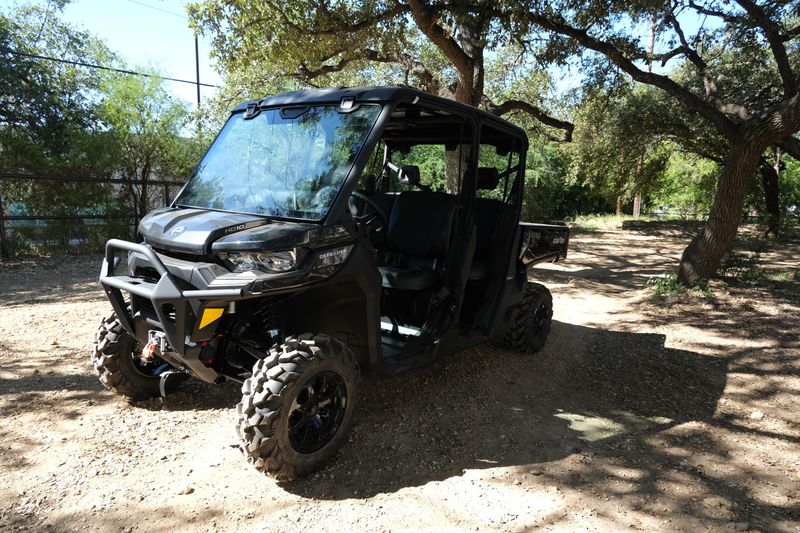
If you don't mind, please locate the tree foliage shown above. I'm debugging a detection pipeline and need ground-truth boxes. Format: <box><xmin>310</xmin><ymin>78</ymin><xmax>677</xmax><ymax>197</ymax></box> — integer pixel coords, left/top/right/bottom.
<box><xmin>99</xmin><ymin>74</ymin><xmax>200</xmax><ymax>221</ymax></box>
<box><xmin>518</xmin><ymin>0</ymin><xmax>800</xmax><ymax>282</ymax></box>
<box><xmin>0</xmin><ymin>2</ymin><xmax>203</xmax><ymax>254</ymax></box>
<box><xmin>187</xmin><ymin>0</ymin><xmax>574</xmax><ymax>135</ymax></box>
<box><xmin>0</xmin><ymin>3</ymin><xmax>110</xmax><ymax>172</ymax></box>
<box><xmin>190</xmin><ymin>0</ymin><xmax>800</xmax><ymax>281</ymax></box>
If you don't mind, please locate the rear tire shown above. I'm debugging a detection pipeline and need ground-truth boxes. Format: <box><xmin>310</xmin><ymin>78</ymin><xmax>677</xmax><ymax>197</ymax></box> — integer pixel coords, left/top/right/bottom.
<box><xmin>237</xmin><ymin>333</ymin><xmax>358</xmax><ymax>480</ymax></box>
<box><xmin>504</xmin><ymin>282</ymin><xmax>553</xmax><ymax>353</ymax></box>
<box><xmin>91</xmin><ymin>313</ymin><xmax>163</xmax><ymax>400</ymax></box>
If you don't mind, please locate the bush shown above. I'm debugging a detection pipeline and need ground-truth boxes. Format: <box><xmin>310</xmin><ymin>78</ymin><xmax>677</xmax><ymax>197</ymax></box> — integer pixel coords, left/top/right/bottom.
<box><xmin>646</xmin><ymin>273</ymin><xmax>709</xmax><ymax>298</ymax></box>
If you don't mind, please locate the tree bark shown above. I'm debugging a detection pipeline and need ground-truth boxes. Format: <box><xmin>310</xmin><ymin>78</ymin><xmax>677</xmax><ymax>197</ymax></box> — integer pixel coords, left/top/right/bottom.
<box><xmin>678</xmin><ymin>93</ymin><xmax>800</xmax><ymax>283</ymax></box>
<box><xmin>677</xmin><ymin>139</ymin><xmax>764</xmax><ymax>283</ymax></box>
<box><xmin>759</xmin><ymin>155</ymin><xmax>781</xmax><ymax>238</ymax></box>
<box><xmin>432</xmin><ymin>16</ymin><xmax>483</xmax><ymax>193</ymax></box>
<box><xmin>444</xmin><ymin>145</ymin><xmax>471</xmax><ymax>193</ymax></box>
<box><xmin>633</xmin><ymin>151</ymin><xmax>643</xmax><ymax>218</ymax></box>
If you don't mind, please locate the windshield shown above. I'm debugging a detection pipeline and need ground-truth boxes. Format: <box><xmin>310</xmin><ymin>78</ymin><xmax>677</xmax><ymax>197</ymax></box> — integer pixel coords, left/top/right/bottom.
<box><xmin>175</xmin><ymin>104</ymin><xmax>381</xmax><ymax>220</ymax></box>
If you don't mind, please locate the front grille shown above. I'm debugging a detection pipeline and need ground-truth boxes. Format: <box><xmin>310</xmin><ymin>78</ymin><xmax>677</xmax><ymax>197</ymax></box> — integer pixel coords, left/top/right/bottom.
<box><xmin>133</xmin><ymin>266</ymin><xmax>160</xmax><ymax>282</ymax></box>
<box><xmin>131</xmin><ymin>296</ymin><xmax>177</xmax><ymax>325</ymax></box>
<box><xmin>151</xmin><ymin>246</ymin><xmax>209</xmax><ymax>263</ymax></box>
<box><xmin>132</xmin><ymin>295</ymin><xmax>158</xmax><ymax>322</ymax></box>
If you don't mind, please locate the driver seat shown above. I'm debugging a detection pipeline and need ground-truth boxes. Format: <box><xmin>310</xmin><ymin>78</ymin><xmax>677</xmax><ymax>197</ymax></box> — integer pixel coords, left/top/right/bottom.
<box><xmin>378</xmin><ymin>191</ymin><xmax>457</xmax><ymax>290</ymax></box>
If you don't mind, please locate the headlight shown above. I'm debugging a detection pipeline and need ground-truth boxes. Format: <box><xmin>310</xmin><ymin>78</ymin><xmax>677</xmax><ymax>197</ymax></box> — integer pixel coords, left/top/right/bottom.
<box><xmin>221</xmin><ymin>250</ymin><xmax>296</xmax><ymax>273</ymax></box>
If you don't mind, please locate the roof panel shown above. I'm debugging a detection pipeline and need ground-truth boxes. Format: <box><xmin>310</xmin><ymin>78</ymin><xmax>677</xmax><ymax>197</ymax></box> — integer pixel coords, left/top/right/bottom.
<box><xmin>230</xmin><ymin>86</ymin><xmax>527</xmax><ymax>140</ymax></box>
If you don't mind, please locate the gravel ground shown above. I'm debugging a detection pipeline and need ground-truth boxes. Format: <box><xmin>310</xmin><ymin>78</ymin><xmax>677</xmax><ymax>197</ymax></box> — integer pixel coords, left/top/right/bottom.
<box><xmin>0</xmin><ymin>227</ymin><xmax>798</xmax><ymax>532</ymax></box>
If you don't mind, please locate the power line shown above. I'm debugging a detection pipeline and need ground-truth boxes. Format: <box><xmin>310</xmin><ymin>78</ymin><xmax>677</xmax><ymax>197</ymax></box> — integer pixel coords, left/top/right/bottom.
<box><xmin>125</xmin><ymin>0</ymin><xmax>186</xmax><ymax>19</ymax></box>
<box><xmin>123</xmin><ymin>0</ymin><xmax>206</xmax><ymax>106</ymax></box>
<box><xmin>0</xmin><ymin>47</ymin><xmax>218</xmax><ymax>88</ymax></box>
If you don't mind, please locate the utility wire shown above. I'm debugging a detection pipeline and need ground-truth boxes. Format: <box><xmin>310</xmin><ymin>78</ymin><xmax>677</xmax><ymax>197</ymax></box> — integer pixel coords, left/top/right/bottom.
<box><xmin>125</xmin><ymin>0</ymin><xmax>186</xmax><ymax>19</ymax></box>
<box><xmin>0</xmin><ymin>47</ymin><xmax>218</xmax><ymax>88</ymax></box>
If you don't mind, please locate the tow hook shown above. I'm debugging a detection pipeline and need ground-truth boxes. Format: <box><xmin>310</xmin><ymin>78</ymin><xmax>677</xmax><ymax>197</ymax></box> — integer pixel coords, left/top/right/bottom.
<box><xmin>141</xmin><ymin>330</ymin><xmax>168</xmax><ymax>363</ymax></box>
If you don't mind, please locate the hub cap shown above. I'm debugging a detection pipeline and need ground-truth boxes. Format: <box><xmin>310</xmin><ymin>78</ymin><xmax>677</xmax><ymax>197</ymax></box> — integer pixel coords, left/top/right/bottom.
<box><xmin>532</xmin><ymin>303</ymin><xmax>550</xmax><ymax>336</ymax></box>
<box><xmin>288</xmin><ymin>372</ymin><xmax>348</xmax><ymax>454</ymax></box>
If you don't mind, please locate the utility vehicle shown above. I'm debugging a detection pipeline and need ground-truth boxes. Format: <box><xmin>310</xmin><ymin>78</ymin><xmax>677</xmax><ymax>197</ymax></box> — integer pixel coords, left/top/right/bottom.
<box><xmin>91</xmin><ymin>87</ymin><xmax>569</xmax><ymax>479</ymax></box>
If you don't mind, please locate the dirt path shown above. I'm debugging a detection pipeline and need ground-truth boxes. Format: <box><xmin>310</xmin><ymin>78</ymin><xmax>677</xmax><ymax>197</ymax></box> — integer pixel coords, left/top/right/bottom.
<box><xmin>1</xmin><ymin>227</ymin><xmax>798</xmax><ymax>532</ymax></box>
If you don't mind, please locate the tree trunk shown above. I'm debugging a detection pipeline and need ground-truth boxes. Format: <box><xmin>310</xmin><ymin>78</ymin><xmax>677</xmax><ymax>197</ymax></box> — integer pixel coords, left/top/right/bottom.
<box><xmin>632</xmin><ymin>154</ymin><xmax>642</xmax><ymax>218</ymax></box>
<box><xmin>759</xmin><ymin>160</ymin><xmax>780</xmax><ymax>238</ymax></box>
<box><xmin>430</xmin><ymin>18</ymin><xmax>484</xmax><ymax>194</ymax></box>
<box><xmin>139</xmin><ymin>156</ymin><xmax>152</xmax><ymax>226</ymax></box>
<box><xmin>445</xmin><ymin>145</ymin><xmax>470</xmax><ymax>194</ymax></box>
<box><xmin>630</xmin><ymin>11</ymin><xmax>655</xmax><ymax>222</ymax></box>
<box><xmin>678</xmin><ymin>91</ymin><xmax>800</xmax><ymax>284</ymax></box>
<box><xmin>677</xmin><ymin>139</ymin><xmax>764</xmax><ymax>284</ymax></box>
<box><xmin>616</xmin><ymin>196</ymin><xmax>622</xmax><ymax>216</ymax></box>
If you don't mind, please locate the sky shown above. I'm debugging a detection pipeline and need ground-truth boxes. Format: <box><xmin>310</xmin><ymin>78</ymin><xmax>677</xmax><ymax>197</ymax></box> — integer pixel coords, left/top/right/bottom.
<box><xmin>4</xmin><ymin>0</ymin><xmax>222</xmax><ymax>107</ymax></box>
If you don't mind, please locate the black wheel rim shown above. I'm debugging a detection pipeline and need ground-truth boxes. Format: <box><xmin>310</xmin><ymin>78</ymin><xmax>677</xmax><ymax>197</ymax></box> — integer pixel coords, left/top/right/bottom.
<box><xmin>288</xmin><ymin>371</ymin><xmax>348</xmax><ymax>454</ymax></box>
<box><xmin>531</xmin><ymin>303</ymin><xmax>550</xmax><ymax>337</ymax></box>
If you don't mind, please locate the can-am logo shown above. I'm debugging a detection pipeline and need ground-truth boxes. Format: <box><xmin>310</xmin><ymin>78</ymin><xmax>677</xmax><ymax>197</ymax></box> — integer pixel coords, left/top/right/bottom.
<box><xmin>169</xmin><ymin>225</ymin><xmax>186</xmax><ymax>236</ymax></box>
<box><xmin>224</xmin><ymin>224</ymin><xmax>246</xmax><ymax>234</ymax></box>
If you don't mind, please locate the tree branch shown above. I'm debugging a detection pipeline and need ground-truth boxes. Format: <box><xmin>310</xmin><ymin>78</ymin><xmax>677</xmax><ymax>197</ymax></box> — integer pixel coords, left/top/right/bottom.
<box><xmin>525</xmin><ymin>12</ymin><xmax>739</xmax><ymax>138</ymax></box>
<box><xmin>482</xmin><ymin>96</ymin><xmax>574</xmax><ymax>142</ymax></box>
<box><xmin>776</xmin><ymin>135</ymin><xmax>800</xmax><ymax>160</ymax></box>
<box><xmin>406</xmin><ymin>0</ymin><xmax>473</xmax><ymax>73</ymax></box>
<box><xmin>296</xmin><ymin>52</ymin><xmax>358</xmax><ymax>80</ymax></box>
<box><xmin>732</xmin><ymin>0</ymin><xmax>797</xmax><ymax>96</ymax></box>
<box><xmin>664</xmin><ymin>3</ymin><xmax>751</xmax><ymax>121</ymax></box>
<box><xmin>686</xmin><ymin>0</ymin><xmax>739</xmax><ymax>23</ymax></box>
<box><xmin>264</xmin><ymin>1</ymin><xmax>408</xmax><ymax>37</ymax></box>
<box><xmin>651</xmin><ymin>46</ymin><xmax>685</xmax><ymax>66</ymax></box>
<box><xmin>296</xmin><ymin>48</ymin><xmax>442</xmax><ymax>95</ymax></box>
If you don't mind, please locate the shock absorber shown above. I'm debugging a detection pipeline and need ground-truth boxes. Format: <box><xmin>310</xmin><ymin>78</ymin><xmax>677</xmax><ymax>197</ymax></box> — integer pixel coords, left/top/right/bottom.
<box><xmin>255</xmin><ymin>296</ymin><xmax>283</xmax><ymax>347</ymax></box>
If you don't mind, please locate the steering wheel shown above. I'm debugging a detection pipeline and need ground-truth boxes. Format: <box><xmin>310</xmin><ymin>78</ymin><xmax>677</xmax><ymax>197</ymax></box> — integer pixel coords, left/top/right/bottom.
<box><xmin>350</xmin><ymin>190</ymin><xmax>389</xmax><ymax>230</ymax></box>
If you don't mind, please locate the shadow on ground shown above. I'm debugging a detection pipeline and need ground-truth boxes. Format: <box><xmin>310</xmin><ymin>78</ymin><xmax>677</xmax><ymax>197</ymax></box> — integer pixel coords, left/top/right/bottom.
<box><xmin>279</xmin><ymin>321</ymin><xmax>727</xmax><ymax>494</ymax></box>
<box><xmin>3</xmin><ymin>227</ymin><xmax>798</xmax><ymax>531</ymax></box>
<box><xmin>620</xmin><ymin>219</ymin><xmax>703</xmax><ymax>237</ymax></box>
<box><xmin>0</xmin><ymin>338</ymin><xmax>241</xmax><ymax>420</ymax></box>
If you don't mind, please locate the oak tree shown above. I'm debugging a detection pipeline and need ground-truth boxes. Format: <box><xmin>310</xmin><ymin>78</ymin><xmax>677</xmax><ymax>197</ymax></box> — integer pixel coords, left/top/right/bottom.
<box><xmin>188</xmin><ymin>0</ymin><xmax>574</xmax><ymax>192</ymax></box>
<box><xmin>190</xmin><ymin>0</ymin><xmax>800</xmax><ymax>283</ymax></box>
<box><xmin>520</xmin><ymin>0</ymin><xmax>800</xmax><ymax>282</ymax></box>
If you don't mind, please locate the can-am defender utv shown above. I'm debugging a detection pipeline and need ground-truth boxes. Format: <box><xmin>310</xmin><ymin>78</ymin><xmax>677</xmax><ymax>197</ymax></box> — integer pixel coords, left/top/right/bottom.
<box><xmin>92</xmin><ymin>87</ymin><xmax>569</xmax><ymax>479</ymax></box>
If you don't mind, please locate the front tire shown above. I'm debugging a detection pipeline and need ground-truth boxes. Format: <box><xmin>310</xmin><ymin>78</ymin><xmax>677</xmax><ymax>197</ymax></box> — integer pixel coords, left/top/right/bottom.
<box><xmin>237</xmin><ymin>333</ymin><xmax>358</xmax><ymax>480</ymax></box>
<box><xmin>91</xmin><ymin>313</ymin><xmax>163</xmax><ymax>400</ymax></box>
<box><xmin>504</xmin><ymin>282</ymin><xmax>553</xmax><ymax>353</ymax></box>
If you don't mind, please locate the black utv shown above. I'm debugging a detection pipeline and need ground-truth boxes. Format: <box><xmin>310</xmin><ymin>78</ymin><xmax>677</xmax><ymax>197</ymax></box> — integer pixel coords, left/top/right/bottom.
<box><xmin>92</xmin><ymin>86</ymin><xmax>569</xmax><ymax>479</ymax></box>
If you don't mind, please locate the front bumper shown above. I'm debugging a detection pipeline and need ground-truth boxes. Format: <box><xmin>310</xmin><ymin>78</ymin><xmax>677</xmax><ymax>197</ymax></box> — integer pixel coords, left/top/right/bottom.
<box><xmin>99</xmin><ymin>239</ymin><xmax>355</xmax><ymax>382</ymax></box>
<box><xmin>100</xmin><ymin>239</ymin><xmax>246</xmax><ymax>382</ymax></box>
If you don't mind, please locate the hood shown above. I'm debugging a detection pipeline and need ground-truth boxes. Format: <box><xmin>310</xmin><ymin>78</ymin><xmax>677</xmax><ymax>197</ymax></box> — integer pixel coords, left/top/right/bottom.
<box><xmin>138</xmin><ymin>207</ymin><xmax>351</xmax><ymax>256</ymax></box>
<box><xmin>139</xmin><ymin>207</ymin><xmax>271</xmax><ymax>254</ymax></box>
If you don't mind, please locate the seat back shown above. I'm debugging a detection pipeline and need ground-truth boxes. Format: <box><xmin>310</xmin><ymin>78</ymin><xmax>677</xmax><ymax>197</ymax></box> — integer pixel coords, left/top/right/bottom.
<box><xmin>386</xmin><ymin>191</ymin><xmax>457</xmax><ymax>259</ymax></box>
<box><xmin>366</xmin><ymin>192</ymin><xmax>398</xmax><ymax>222</ymax></box>
<box><xmin>473</xmin><ymin>197</ymin><xmax>506</xmax><ymax>257</ymax></box>
<box><xmin>476</xmin><ymin>167</ymin><xmax>500</xmax><ymax>190</ymax></box>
